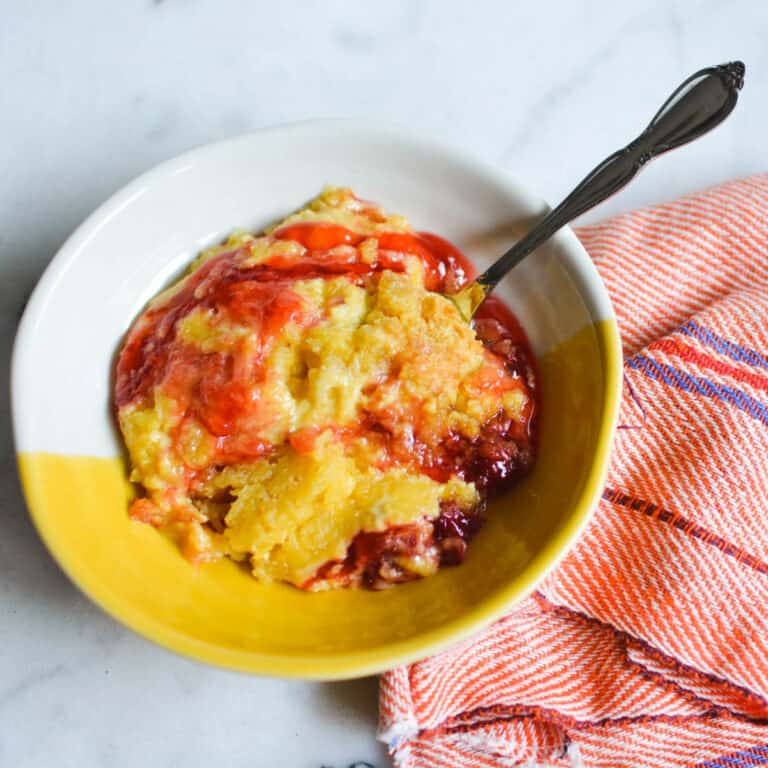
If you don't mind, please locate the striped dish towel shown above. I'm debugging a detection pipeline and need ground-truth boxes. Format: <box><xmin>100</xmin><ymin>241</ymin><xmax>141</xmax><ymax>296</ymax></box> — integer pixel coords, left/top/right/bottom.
<box><xmin>379</xmin><ymin>175</ymin><xmax>768</xmax><ymax>768</ymax></box>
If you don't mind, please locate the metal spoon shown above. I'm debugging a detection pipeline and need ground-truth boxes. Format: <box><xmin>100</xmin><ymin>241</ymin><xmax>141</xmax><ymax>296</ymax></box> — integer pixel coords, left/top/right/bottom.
<box><xmin>452</xmin><ymin>61</ymin><xmax>746</xmax><ymax>320</ymax></box>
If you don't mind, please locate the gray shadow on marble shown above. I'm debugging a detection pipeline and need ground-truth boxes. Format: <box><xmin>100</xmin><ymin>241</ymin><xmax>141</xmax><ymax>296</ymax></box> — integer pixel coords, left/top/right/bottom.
<box><xmin>315</xmin><ymin>677</ymin><xmax>390</xmax><ymax>768</ymax></box>
<box><xmin>0</xmin><ymin>233</ymin><xmax>77</xmax><ymax>606</ymax></box>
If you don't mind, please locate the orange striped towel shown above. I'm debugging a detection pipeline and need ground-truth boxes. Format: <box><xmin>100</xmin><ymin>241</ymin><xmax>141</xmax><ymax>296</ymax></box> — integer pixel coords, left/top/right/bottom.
<box><xmin>379</xmin><ymin>175</ymin><xmax>768</xmax><ymax>768</ymax></box>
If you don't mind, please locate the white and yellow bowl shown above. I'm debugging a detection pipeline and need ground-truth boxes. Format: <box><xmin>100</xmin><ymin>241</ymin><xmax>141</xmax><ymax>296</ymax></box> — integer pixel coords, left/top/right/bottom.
<box><xmin>12</xmin><ymin>122</ymin><xmax>621</xmax><ymax>679</ymax></box>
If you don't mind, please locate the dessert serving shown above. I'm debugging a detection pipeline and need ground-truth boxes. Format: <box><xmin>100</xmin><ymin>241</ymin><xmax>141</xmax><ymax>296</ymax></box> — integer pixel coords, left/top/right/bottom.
<box><xmin>115</xmin><ymin>188</ymin><xmax>538</xmax><ymax>590</ymax></box>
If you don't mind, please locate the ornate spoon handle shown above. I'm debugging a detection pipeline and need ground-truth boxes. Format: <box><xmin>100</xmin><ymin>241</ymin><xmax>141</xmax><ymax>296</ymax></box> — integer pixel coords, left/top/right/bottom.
<box><xmin>463</xmin><ymin>61</ymin><xmax>745</xmax><ymax>317</ymax></box>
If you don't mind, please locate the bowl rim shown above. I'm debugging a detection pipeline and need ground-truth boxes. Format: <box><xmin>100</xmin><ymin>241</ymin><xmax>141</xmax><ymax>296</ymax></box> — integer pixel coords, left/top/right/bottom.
<box><xmin>12</xmin><ymin>119</ymin><xmax>623</xmax><ymax>679</ymax></box>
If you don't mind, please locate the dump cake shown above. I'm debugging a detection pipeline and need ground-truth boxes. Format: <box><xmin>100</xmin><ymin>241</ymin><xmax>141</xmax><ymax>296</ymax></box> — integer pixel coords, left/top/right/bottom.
<box><xmin>115</xmin><ymin>188</ymin><xmax>537</xmax><ymax>590</ymax></box>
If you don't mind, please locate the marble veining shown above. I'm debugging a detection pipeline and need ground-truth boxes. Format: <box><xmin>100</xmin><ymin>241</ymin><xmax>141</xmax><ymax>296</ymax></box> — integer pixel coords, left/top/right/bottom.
<box><xmin>1</xmin><ymin>1</ymin><xmax>766</xmax><ymax>765</ymax></box>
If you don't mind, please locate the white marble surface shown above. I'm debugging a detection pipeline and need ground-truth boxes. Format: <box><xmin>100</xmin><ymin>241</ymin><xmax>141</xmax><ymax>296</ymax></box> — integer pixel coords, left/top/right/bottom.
<box><xmin>1</xmin><ymin>2</ymin><xmax>766</xmax><ymax>766</ymax></box>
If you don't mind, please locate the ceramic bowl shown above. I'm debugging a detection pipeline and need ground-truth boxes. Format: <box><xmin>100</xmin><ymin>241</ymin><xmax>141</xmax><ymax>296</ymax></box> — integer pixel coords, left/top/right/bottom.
<box><xmin>12</xmin><ymin>121</ymin><xmax>621</xmax><ymax>679</ymax></box>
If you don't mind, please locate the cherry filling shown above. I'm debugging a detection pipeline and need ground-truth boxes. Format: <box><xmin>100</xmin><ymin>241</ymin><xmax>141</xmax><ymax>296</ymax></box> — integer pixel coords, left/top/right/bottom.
<box><xmin>303</xmin><ymin>501</ymin><xmax>484</xmax><ymax>591</ymax></box>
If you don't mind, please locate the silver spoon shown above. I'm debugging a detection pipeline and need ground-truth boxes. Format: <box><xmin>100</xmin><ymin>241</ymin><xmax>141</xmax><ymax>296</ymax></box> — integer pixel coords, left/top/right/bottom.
<box><xmin>453</xmin><ymin>61</ymin><xmax>746</xmax><ymax>320</ymax></box>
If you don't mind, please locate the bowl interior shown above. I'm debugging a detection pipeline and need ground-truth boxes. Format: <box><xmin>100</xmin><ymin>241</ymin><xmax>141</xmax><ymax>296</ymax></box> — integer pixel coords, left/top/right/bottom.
<box><xmin>13</xmin><ymin>123</ymin><xmax>621</xmax><ymax>678</ymax></box>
